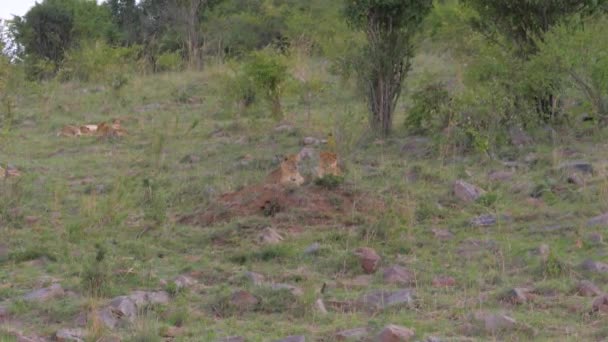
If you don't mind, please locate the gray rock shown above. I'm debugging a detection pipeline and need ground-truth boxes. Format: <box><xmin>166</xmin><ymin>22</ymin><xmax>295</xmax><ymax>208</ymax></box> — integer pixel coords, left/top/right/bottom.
<box><xmin>471</xmin><ymin>311</ymin><xmax>517</xmax><ymax>333</ymax></box>
<box><xmin>98</xmin><ymin>296</ymin><xmax>137</xmax><ymax>330</ymax></box>
<box><xmin>358</xmin><ymin>289</ymin><xmax>414</xmax><ymax>312</ymax></box>
<box><xmin>574</xmin><ymin>280</ymin><xmax>603</xmax><ymax>297</ymax></box>
<box><xmin>298</xmin><ymin>147</ymin><xmax>316</xmax><ymax>160</ymax></box>
<box><xmin>587</xmin><ymin>232</ymin><xmax>604</xmax><ymax>245</ymax></box>
<box><xmin>558</xmin><ymin>161</ymin><xmax>593</xmax><ymax>175</ymax></box>
<box><xmin>335</xmin><ymin>327</ymin><xmax>369</xmax><ymax>341</ymax></box>
<box><xmin>56</xmin><ymin>328</ymin><xmax>86</xmax><ymax>342</ymax></box>
<box><xmin>488</xmin><ymin>171</ymin><xmax>514</xmax><ymax>182</ymax></box>
<box><xmin>587</xmin><ymin>213</ymin><xmax>608</xmax><ymax>227</ymax></box>
<box><xmin>383</xmin><ymin>265</ymin><xmax>415</xmax><ymax>286</ymax></box>
<box><xmin>23</xmin><ymin>283</ymin><xmax>65</xmax><ymax>302</ymax></box>
<box><xmin>244</xmin><ymin>271</ymin><xmax>265</xmax><ymax>286</ymax></box>
<box><xmin>471</xmin><ymin>214</ymin><xmax>497</xmax><ymax>227</ymax></box>
<box><xmin>453</xmin><ymin>180</ymin><xmax>485</xmax><ymax>203</ymax></box>
<box><xmin>592</xmin><ymin>294</ymin><xmax>608</xmax><ymax>313</ymax></box>
<box><xmin>302</xmin><ymin>137</ymin><xmax>321</xmax><ymax>145</ymax></box>
<box><xmin>304</xmin><ymin>243</ymin><xmax>321</xmax><ymax>255</ymax></box>
<box><xmin>378</xmin><ymin>325</ymin><xmax>415</xmax><ymax>342</ymax></box>
<box><xmin>580</xmin><ymin>259</ymin><xmax>608</xmax><ymax>273</ymax></box>
<box><xmin>128</xmin><ymin>290</ymin><xmax>170</xmax><ymax>307</ymax></box>
<box><xmin>269</xmin><ymin>283</ymin><xmax>304</xmax><ymax>296</ymax></box>
<box><xmin>274</xmin><ymin>336</ymin><xmax>305</xmax><ymax>342</ymax></box>
<box><xmin>174</xmin><ymin>275</ymin><xmax>197</xmax><ymax>290</ymax></box>
<box><xmin>216</xmin><ymin>337</ymin><xmax>245</xmax><ymax>342</ymax></box>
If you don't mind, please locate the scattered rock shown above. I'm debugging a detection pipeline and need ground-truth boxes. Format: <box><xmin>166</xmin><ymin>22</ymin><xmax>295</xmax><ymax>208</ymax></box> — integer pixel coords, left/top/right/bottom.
<box><xmin>258</xmin><ymin>227</ymin><xmax>284</xmax><ymax>245</ymax></box>
<box><xmin>274</xmin><ymin>336</ymin><xmax>306</xmax><ymax>342</ymax></box>
<box><xmin>470</xmin><ymin>214</ymin><xmax>497</xmax><ymax>227</ymax></box>
<box><xmin>378</xmin><ymin>325</ymin><xmax>415</xmax><ymax>342</ymax></box>
<box><xmin>97</xmin><ymin>296</ymin><xmax>137</xmax><ymax>330</ymax></box>
<box><xmin>335</xmin><ymin>327</ymin><xmax>369</xmax><ymax>341</ymax></box>
<box><xmin>501</xmin><ymin>287</ymin><xmax>534</xmax><ymax>304</ymax></box>
<box><xmin>432</xmin><ymin>276</ymin><xmax>456</xmax><ymax>288</ymax></box>
<box><xmin>488</xmin><ymin>171</ymin><xmax>514</xmax><ymax>182</ymax></box>
<box><xmin>302</xmin><ymin>137</ymin><xmax>321</xmax><ymax>145</ymax></box>
<box><xmin>244</xmin><ymin>271</ymin><xmax>266</xmax><ymax>286</ymax></box>
<box><xmin>231</xmin><ymin>290</ymin><xmax>259</xmax><ymax>309</ymax></box>
<box><xmin>471</xmin><ymin>311</ymin><xmax>517</xmax><ymax>333</ymax></box>
<box><xmin>174</xmin><ymin>275</ymin><xmax>197</xmax><ymax>290</ymax></box>
<box><xmin>592</xmin><ymin>294</ymin><xmax>608</xmax><ymax>313</ymax></box>
<box><xmin>180</xmin><ymin>154</ymin><xmax>201</xmax><ymax>164</ymax></box>
<box><xmin>56</xmin><ymin>328</ymin><xmax>86</xmax><ymax>342</ymax></box>
<box><xmin>354</xmin><ymin>247</ymin><xmax>381</xmax><ymax>274</ymax></box>
<box><xmin>269</xmin><ymin>283</ymin><xmax>304</xmax><ymax>296</ymax></box>
<box><xmin>580</xmin><ymin>259</ymin><xmax>608</xmax><ymax>273</ymax></box>
<box><xmin>430</xmin><ymin>228</ymin><xmax>453</xmax><ymax>241</ymax></box>
<box><xmin>217</xmin><ymin>337</ymin><xmax>245</xmax><ymax>342</ymax></box>
<box><xmin>383</xmin><ymin>265</ymin><xmax>415</xmax><ymax>286</ymax></box>
<box><xmin>558</xmin><ymin>161</ymin><xmax>593</xmax><ymax>175</ymax></box>
<box><xmin>314</xmin><ymin>299</ymin><xmax>328</xmax><ymax>315</ymax></box>
<box><xmin>509</xmin><ymin>127</ymin><xmax>533</xmax><ymax>147</ymax></box>
<box><xmin>453</xmin><ymin>180</ymin><xmax>485</xmax><ymax>203</ymax></box>
<box><xmin>304</xmin><ymin>242</ymin><xmax>321</xmax><ymax>255</ymax></box>
<box><xmin>23</xmin><ymin>283</ymin><xmax>65</xmax><ymax>302</ymax></box>
<box><xmin>358</xmin><ymin>289</ymin><xmax>414</xmax><ymax>312</ymax></box>
<box><xmin>587</xmin><ymin>213</ymin><xmax>608</xmax><ymax>227</ymax></box>
<box><xmin>574</xmin><ymin>280</ymin><xmax>603</xmax><ymax>297</ymax></box>
<box><xmin>128</xmin><ymin>290</ymin><xmax>170</xmax><ymax>307</ymax></box>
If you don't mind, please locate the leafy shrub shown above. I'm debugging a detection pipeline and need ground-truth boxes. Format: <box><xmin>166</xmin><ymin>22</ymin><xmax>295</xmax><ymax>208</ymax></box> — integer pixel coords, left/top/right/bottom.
<box><xmin>156</xmin><ymin>51</ymin><xmax>184</xmax><ymax>72</ymax></box>
<box><xmin>314</xmin><ymin>174</ymin><xmax>345</xmax><ymax>189</ymax></box>
<box><xmin>243</xmin><ymin>49</ymin><xmax>288</xmax><ymax>120</ymax></box>
<box><xmin>405</xmin><ymin>82</ymin><xmax>452</xmax><ymax>134</ymax></box>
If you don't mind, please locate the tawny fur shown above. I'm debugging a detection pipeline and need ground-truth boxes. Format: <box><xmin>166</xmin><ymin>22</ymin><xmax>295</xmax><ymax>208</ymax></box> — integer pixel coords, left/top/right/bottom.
<box><xmin>266</xmin><ymin>154</ymin><xmax>305</xmax><ymax>186</ymax></box>
<box><xmin>58</xmin><ymin>125</ymin><xmax>82</xmax><ymax>137</ymax></box>
<box><xmin>316</xmin><ymin>151</ymin><xmax>341</xmax><ymax>178</ymax></box>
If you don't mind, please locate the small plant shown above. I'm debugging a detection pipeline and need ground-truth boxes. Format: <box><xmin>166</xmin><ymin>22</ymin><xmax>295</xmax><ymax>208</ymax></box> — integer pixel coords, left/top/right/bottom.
<box><xmin>540</xmin><ymin>252</ymin><xmax>567</xmax><ymax>278</ymax></box>
<box><xmin>314</xmin><ymin>174</ymin><xmax>345</xmax><ymax>189</ymax></box>
<box><xmin>81</xmin><ymin>244</ymin><xmax>110</xmax><ymax>297</ymax></box>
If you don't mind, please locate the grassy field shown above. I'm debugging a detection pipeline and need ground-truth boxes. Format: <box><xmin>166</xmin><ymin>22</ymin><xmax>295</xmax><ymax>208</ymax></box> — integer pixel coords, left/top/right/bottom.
<box><xmin>1</xmin><ymin>59</ymin><xmax>608</xmax><ymax>341</ymax></box>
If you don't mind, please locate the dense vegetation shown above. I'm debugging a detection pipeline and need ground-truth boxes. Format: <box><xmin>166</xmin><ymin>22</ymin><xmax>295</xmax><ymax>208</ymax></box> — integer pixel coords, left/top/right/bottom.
<box><xmin>2</xmin><ymin>0</ymin><xmax>608</xmax><ymax>340</ymax></box>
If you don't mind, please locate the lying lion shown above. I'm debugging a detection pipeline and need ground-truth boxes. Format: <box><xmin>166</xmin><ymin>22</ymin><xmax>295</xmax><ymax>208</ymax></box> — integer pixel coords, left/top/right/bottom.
<box><xmin>266</xmin><ymin>154</ymin><xmax>305</xmax><ymax>186</ymax></box>
<box><xmin>58</xmin><ymin>119</ymin><xmax>126</xmax><ymax>137</ymax></box>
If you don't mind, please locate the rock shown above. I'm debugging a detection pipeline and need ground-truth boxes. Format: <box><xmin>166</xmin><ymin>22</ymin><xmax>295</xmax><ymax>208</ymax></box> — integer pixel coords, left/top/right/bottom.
<box><xmin>298</xmin><ymin>147</ymin><xmax>316</xmax><ymax>160</ymax></box>
<box><xmin>567</xmin><ymin>173</ymin><xmax>585</xmax><ymax>186</ymax></box>
<box><xmin>558</xmin><ymin>161</ymin><xmax>593</xmax><ymax>175</ymax></box>
<box><xmin>471</xmin><ymin>311</ymin><xmax>517</xmax><ymax>333</ymax></box>
<box><xmin>274</xmin><ymin>124</ymin><xmax>294</xmax><ymax>133</ymax></box>
<box><xmin>161</xmin><ymin>326</ymin><xmax>184</xmax><ymax>338</ymax></box>
<box><xmin>432</xmin><ymin>276</ymin><xmax>456</xmax><ymax>288</ymax></box>
<box><xmin>269</xmin><ymin>283</ymin><xmax>304</xmax><ymax>296</ymax></box>
<box><xmin>314</xmin><ymin>299</ymin><xmax>328</xmax><ymax>315</ymax></box>
<box><xmin>98</xmin><ymin>296</ymin><xmax>137</xmax><ymax>330</ymax></box>
<box><xmin>56</xmin><ymin>328</ymin><xmax>86</xmax><ymax>342</ymax></box>
<box><xmin>128</xmin><ymin>290</ymin><xmax>170</xmax><ymax>306</ymax></box>
<box><xmin>354</xmin><ymin>247</ymin><xmax>381</xmax><ymax>274</ymax></box>
<box><xmin>430</xmin><ymin>228</ymin><xmax>453</xmax><ymax>241</ymax></box>
<box><xmin>358</xmin><ymin>289</ymin><xmax>414</xmax><ymax>312</ymax></box>
<box><xmin>338</xmin><ymin>275</ymin><xmax>372</xmax><ymax>289</ymax></box>
<box><xmin>501</xmin><ymin>288</ymin><xmax>534</xmax><ymax>304</ymax></box>
<box><xmin>258</xmin><ymin>227</ymin><xmax>284</xmax><ymax>245</ymax></box>
<box><xmin>383</xmin><ymin>265</ymin><xmax>414</xmax><ymax>286</ymax></box>
<box><xmin>453</xmin><ymin>180</ymin><xmax>485</xmax><ymax>203</ymax></box>
<box><xmin>174</xmin><ymin>275</ymin><xmax>197</xmax><ymax>290</ymax></box>
<box><xmin>217</xmin><ymin>337</ymin><xmax>245</xmax><ymax>342</ymax></box>
<box><xmin>274</xmin><ymin>336</ymin><xmax>305</xmax><ymax>342</ymax></box>
<box><xmin>470</xmin><ymin>214</ymin><xmax>497</xmax><ymax>227</ymax></box>
<box><xmin>580</xmin><ymin>259</ymin><xmax>608</xmax><ymax>273</ymax></box>
<box><xmin>335</xmin><ymin>328</ymin><xmax>369</xmax><ymax>341</ymax></box>
<box><xmin>574</xmin><ymin>280</ymin><xmax>603</xmax><ymax>297</ymax></box>
<box><xmin>23</xmin><ymin>283</ymin><xmax>64</xmax><ymax>302</ymax></box>
<box><xmin>587</xmin><ymin>232</ymin><xmax>604</xmax><ymax>245</ymax></box>
<box><xmin>457</xmin><ymin>239</ymin><xmax>498</xmax><ymax>259</ymax></box>
<box><xmin>180</xmin><ymin>154</ymin><xmax>201</xmax><ymax>164</ymax></box>
<box><xmin>587</xmin><ymin>213</ymin><xmax>608</xmax><ymax>227</ymax></box>
<box><xmin>231</xmin><ymin>290</ymin><xmax>258</xmax><ymax>309</ymax></box>
<box><xmin>378</xmin><ymin>325</ymin><xmax>415</xmax><ymax>342</ymax></box>
<box><xmin>509</xmin><ymin>127</ymin><xmax>533</xmax><ymax>147</ymax></box>
<box><xmin>302</xmin><ymin>137</ymin><xmax>321</xmax><ymax>145</ymax></box>
<box><xmin>245</xmin><ymin>271</ymin><xmax>266</xmax><ymax>286</ymax></box>
<box><xmin>592</xmin><ymin>294</ymin><xmax>608</xmax><ymax>313</ymax></box>
<box><xmin>304</xmin><ymin>243</ymin><xmax>321</xmax><ymax>255</ymax></box>
<box><xmin>538</xmin><ymin>244</ymin><xmax>550</xmax><ymax>261</ymax></box>
<box><xmin>488</xmin><ymin>171</ymin><xmax>514</xmax><ymax>182</ymax></box>
<box><xmin>24</xmin><ymin>216</ymin><xmax>39</xmax><ymax>225</ymax></box>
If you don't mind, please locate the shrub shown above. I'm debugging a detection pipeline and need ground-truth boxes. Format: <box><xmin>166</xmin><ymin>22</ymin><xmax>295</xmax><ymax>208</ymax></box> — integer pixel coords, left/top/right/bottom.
<box><xmin>156</xmin><ymin>51</ymin><xmax>184</xmax><ymax>72</ymax></box>
<box><xmin>243</xmin><ymin>49</ymin><xmax>288</xmax><ymax>120</ymax></box>
<box><xmin>405</xmin><ymin>82</ymin><xmax>452</xmax><ymax>134</ymax></box>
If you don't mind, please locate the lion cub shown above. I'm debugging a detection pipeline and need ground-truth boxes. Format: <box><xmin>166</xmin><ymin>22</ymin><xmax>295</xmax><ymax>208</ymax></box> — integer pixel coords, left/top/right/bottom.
<box><xmin>266</xmin><ymin>154</ymin><xmax>305</xmax><ymax>186</ymax></box>
<box><xmin>316</xmin><ymin>151</ymin><xmax>341</xmax><ymax>178</ymax></box>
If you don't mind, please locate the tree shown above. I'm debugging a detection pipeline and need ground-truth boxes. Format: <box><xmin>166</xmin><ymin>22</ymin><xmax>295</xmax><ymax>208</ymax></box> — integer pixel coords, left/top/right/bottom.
<box><xmin>244</xmin><ymin>49</ymin><xmax>288</xmax><ymax>120</ymax></box>
<box><xmin>344</xmin><ymin>0</ymin><xmax>433</xmax><ymax>136</ymax></box>
<box><xmin>106</xmin><ymin>0</ymin><xmax>141</xmax><ymax>45</ymax></box>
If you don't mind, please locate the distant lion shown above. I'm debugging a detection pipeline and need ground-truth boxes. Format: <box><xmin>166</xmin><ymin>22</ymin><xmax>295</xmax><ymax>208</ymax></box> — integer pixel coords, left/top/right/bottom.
<box><xmin>57</xmin><ymin>125</ymin><xmax>82</xmax><ymax>137</ymax></box>
<box><xmin>316</xmin><ymin>151</ymin><xmax>341</xmax><ymax>178</ymax></box>
<box><xmin>266</xmin><ymin>154</ymin><xmax>305</xmax><ymax>186</ymax></box>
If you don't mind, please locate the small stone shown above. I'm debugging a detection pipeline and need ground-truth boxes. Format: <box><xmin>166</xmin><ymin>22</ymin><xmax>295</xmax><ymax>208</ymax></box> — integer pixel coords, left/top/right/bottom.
<box><xmin>453</xmin><ymin>180</ymin><xmax>485</xmax><ymax>203</ymax></box>
<box><xmin>431</xmin><ymin>228</ymin><xmax>453</xmax><ymax>241</ymax></box>
<box><xmin>574</xmin><ymin>280</ymin><xmax>603</xmax><ymax>297</ymax></box>
<box><xmin>488</xmin><ymin>171</ymin><xmax>514</xmax><ymax>182</ymax></box>
<box><xmin>358</xmin><ymin>289</ymin><xmax>414</xmax><ymax>312</ymax></box>
<box><xmin>432</xmin><ymin>276</ymin><xmax>456</xmax><ymax>288</ymax></box>
<box><xmin>472</xmin><ymin>311</ymin><xmax>517</xmax><ymax>333</ymax></box>
<box><xmin>383</xmin><ymin>265</ymin><xmax>415</xmax><ymax>286</ymax></box>
<box><xmin>231</xmin><ymin>290</ymin><xmax>259</xmax><ymax>309</ymax></box>
<box><xmin>258</xmin><ymin>227</ymin><xmax>284</xmax><ymax>245</ymax></box>
<box><xmin>580</xmin><ymin>259</ymin><xmax>608</xmax><ymax>273</ymax></box>
<box><xmin>558</xmin><ymin>161</ymin><xmax>593</xmax><ymax>175</ymax></box>
<box><xmin>592</xmin><ymin>294</ymin><xmax>608</xmax><ymax>313</ymax></box>
<box><xmin>56</xmin><ymin>328</ymin><xmax>86</xmax><ymax>342</ymax></box>
<box><xmin>304</xmin><ymin>243</ymin><xmax>321</xmax><ymax>255</ymax></box>
<box><xmin>335</xmin><ymin>328</ymin><xmax>369</xmax><ymax>341</ymax></box>
<box><xmin>587</xmin><ymin>213</ymin><xmax>608</xmax><ymax>227</ymax></box>
<box><xmin>98</xmin><ymin>296</ymin><xmax>137</xmax><ymax>330</ymax></box>
<box><xmin>128</xmin><ymin>290</ymin><xmax>170</xmax><ymax>307</ymax></box>
<box><xmin>378</xmin><ymin>325</ymin><xmax>415</xmax><ymax>342</ymax></box>
<box><xmin>501</xmin><ymin>287</ymin><xmax>534</xmax><ymax>304</ymax></box>
<box><xmin>470</xmin><ymin>214</ymin><xmax>497</xmax><ymax>227</ymax></box>
<box><xmin>354</xmin><ymin>247</ymin><xmax>381</xmax><ymax>274</ymax></box>
<box><xmin>274</xmin><ymin>336</ymin><xmax>305</xmax><ymax>342</ymax></box>
<box><xmin>314</xmin><ymin>299</ymin><xmax>328</xmax><ymax>315</ymax></box>
<box><xmin>174</xmin><ymin>275</ymin><xmax>197</xmax><ymax>290</ymax></box>
<box><xmin>244</xmin><ymin>271</ymin><xmax>265</xmax><ymax>286</ymax></box>
<box><xmin>302</xmin><ymin>137</ymin><xmax>321</xmax><ymax>145</ymax></box>
<box><xmin>23</xmin><ymin>283</ymin><xmax>65</xmax><ymax>302</ymax></box>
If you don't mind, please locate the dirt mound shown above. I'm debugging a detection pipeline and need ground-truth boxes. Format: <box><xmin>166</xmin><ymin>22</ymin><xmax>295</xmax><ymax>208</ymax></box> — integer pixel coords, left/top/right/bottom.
<box><xmin>180</xmin><ymin>184</ymin><xmax>383</xmax><ymax>227</ymax></box>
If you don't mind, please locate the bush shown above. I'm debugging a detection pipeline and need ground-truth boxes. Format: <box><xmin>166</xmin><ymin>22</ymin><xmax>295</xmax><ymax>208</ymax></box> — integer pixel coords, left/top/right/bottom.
<box><xmin>243</xmin><ymin>49</ymin><xmax>288</xmax><ymax>120</ymax></box>
<box><xmin>405</xmin><ymin>82</ymin><xmax>452</xmax><ymax>134</ymax></box>
<box><xmin>156</xmin><ymin>51</ymin><xmax>184</xmax><ymax>72</ymax></box>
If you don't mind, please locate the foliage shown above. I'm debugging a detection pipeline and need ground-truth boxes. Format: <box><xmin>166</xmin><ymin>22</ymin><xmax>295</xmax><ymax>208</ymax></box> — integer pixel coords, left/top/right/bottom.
<box><xmin>156</xmin><ymin>51</ymin><xmax>185</xmax><ymax>72</ymax></box>
<box><xmin>243</xmin><ymin>49</ymin><xmax>288</xmax><ymax>120</ymax></box>
<box><xmin>344</xmin><ymin>0</ymin><xmax>433</xmax><ymax>136</ymax></box>
<box><xmin>404</xmin><ymin>82</ymin><xmax>452</xmax><ymax>134</ymax></box>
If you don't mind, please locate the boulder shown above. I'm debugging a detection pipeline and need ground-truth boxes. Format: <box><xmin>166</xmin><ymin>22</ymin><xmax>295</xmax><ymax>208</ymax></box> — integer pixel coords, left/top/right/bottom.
<box><xmin>358</xmin><ymin>289</ymin><xmax>414</xmax><ymax>312</ymax></box>
<box><xmin>128</xmin><ymin>290</ymin><xmax>170</xmax><ymax>307</ymax></box>
<box><xmin>378</xmin><ymin>325</ymin><xmax>415</xmax><ymax>342</ymax></box>
<box><xmin>453</xmin><ymin>180</ymin><xmax>485</xmax><ymax>203</ymax></box>
<box><xmin>383</xmin><ymin>265</ymin><xmax>415</xmax><ymax>286</ymax></box>
<box><xmin>580</xmin><ymin>259</ymin><xmax>608</xmax><ymax>273</ymax></box>
<box><xmin>97</xmin><ymin>296</ymin><xmax>137</xmax><ymax>330</ymax></box>
<box><xmin>230</xmin><ymin>290</ymin><xmax>259</xmax><ymax>309</ymax></box>
<box><xmin>574</xmin><ymin>280</ymin><xmax>603</xmax><ymax>297</ymax></box>
<box><xmin>244</xmin><ymin>271</ymin><xmax>266</xmax><ymax>286</ymax></box>
<box><xmin>335</xmin><ymin>328</ymin><xmax>369</xmax><ymax>341</ymax></box>
<box><xmin>23</xmin><ymin>283</ymin><xmax>65</xmax><ymax>302</ymax></box>
<box><xmin>56</xmin><ymin>328</ymin><xmax>86</xmax><ymax>342</ymax></box>
<box><xmin>258</xmin><ymin>227</ymin><xmax>284</xmax><ymax>245</ymax></box>
<box><xmin>471</xmin><ymin>311</ymin><xmax>517</xmax><ymax>334</ymax></box>
<box><xmin>592</xmin><ymin>294</ymin><xmax>608</xmax><ymax>313</ymax></box>
<box><xmin>587</xmin><ymin>213</ymin><xmax>608</xmax><ymax>227</ymax></box>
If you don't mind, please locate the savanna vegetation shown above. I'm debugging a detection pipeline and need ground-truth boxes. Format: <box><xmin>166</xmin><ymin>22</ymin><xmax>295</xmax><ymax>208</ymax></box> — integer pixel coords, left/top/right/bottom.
<box><xmin>2</xmin><ymin>0</ymin><xmax>608</xmax><ymax>340</ymax></box>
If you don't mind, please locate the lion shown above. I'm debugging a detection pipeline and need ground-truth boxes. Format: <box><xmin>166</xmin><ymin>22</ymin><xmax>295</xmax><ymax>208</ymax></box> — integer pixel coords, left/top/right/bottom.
<box><xmin>266</xmin><ymin>154</ymin><xmax>305</xmax><ymax>186</ymax></box>
<box><xmin>316</xmin><ymin>151</ymin><xmax>341</xmax><ymax>178</ymax></box>
<box><xmin>96</xmin><ymin>119</ymin><xmax>127</xmax><ymax>137</ymax></box>
<box><xmin>58</xmin><ymin>125</ymin><xmax>82</xmax><ymax>137</ymax></box>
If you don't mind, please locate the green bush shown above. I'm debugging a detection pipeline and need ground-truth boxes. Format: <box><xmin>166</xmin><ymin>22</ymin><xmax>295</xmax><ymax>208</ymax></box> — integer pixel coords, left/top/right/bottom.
<box><xmin>156</xmin><ymin>51</ymin><xmax>184</xmax><ymax>72</ymax></box>
<box><xmin>405</xmin><ymin>82</ymin><xmax>452</xmax><ymax>134</ymax></box>
<box><xmin>243</xmin><ymin>49</ymin><xmax>288</xmax><ymax>120</ymax></box>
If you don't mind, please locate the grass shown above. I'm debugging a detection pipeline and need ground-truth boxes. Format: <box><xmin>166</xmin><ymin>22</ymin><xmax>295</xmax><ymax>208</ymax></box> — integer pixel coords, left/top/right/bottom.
<box><xmin>0</xmin><ymin>60</ymin><xmax>608</xmax><ymax>341</ymax></box>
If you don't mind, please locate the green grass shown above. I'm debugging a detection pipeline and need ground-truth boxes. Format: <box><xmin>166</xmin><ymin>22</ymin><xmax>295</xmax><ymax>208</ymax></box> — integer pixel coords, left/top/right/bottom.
<box><xmin>1</xmin><ymin>62</ymin><xmax>608</xmax><ymax>341</ymax></box>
